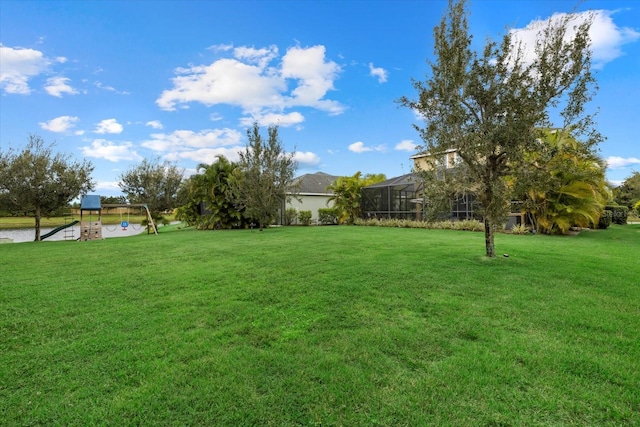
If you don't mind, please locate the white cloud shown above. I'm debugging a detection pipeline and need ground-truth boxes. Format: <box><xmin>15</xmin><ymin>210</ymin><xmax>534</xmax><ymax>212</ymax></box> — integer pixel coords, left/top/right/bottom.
<box><xmin>0</xmin><ymin>44</ymin><xmax>49</xmax><ymax>94</ymax></box>
<box><xmin>156</xmin><ymin>44</ymin><xmax>344</xmax><ymax>119</ymax></box>
<box><xmin>157</xmin><ymin>58</ymin><xmax>286</xmax><ymax>111</ymax></box>
<box><xmin>281</xmin><ymin>45</ymin><xmax>344</xmax><ymax>114</ymax></box>
<box><xmin>80</xmin><ymin>139</ymin><xmax>143</xmax><ymax>162</ymax></box>
<box><xmin>208</xmin><ymin>43</ymin><xmax>233</xmax><ymax>53</ymax></box>
<box><xmin>606</xmin><ymin>156</ymin><xmax>640</xmax><ymax>169</ymax></box>
<box><xmin>348</xmin><ymin>141</ymin><xmax>386</xmax><ymax>153</ymax></box>
<box><xmin>44</xmin><ymin>76</ymin><xmax>78</xmax><ymax>97</ymax></box>
<box><xmin>239</xmin><ymin>111</ymin><xmax>304</xmax><ymax>127</ymax></box>
<box><xmin>395</xmin><ymin>139</ymin><xmax>417</xmax><ymax>152</ymax></box>
<box><xmin>349</xmin><ymin>141</ymin><xmax>370</xmax><ymax>153</ymax></box>
<box><xmin>368</xmin><ymin>62</ymin><xmax>388</xmax><ymax>83</ymax></box>
<box><xmin>142</xmin><ymin>128</ymin><xmax>242</xmax><ymax>151</ymax></box>
<box><xmin>294</xmin><ymin>151</ymin><xmax>321</xmax><ymax>166</ymax></box>
<box><xmin>94</xmin><ymin>118</ymin><xmax>123</xmax><ymax>134</ymax></box>
<box><xmin>94</xmin><ymin>81</ymin><xmax>130</xmax><ymax>95</ymax></box>
<box><xmin>142</xmin><ymin>128</ymin><xmax>244</xmax><ymax>163</ymax></box>
<box><xmin>166</xmin><ymin>147</ymin><xmax>244</xmax><ymax>164</ymax></box>
<box><xmin>511</xmin><ymin>10</ymin><xmax>640</xmax><ymax>69</ymax></box>
<box><xmin>233</xmin><ymin>45</ymin><xmax>279</xmax><ymax>68</ymax></box>
<box><xmin>95</xmin><ymin>181</ymin><xmax>122</xmax><ymax>192</ymax></box>
<box><xmin>39</xmin><ymin>115</ymin><xmax>79</xmax><ymax>133</ymax></box>
<box><xmin>145</xmin><ymin>120</ymin><xmax>163</xmax><ymax>130</ymax></box>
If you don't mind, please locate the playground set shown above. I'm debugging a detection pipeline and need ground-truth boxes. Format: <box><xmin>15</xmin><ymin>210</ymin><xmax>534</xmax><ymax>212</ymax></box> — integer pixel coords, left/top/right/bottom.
<box><xmin>41</xmin><ymin>195</ymin><xmax>157</xmax><ymax>241</ymax></box>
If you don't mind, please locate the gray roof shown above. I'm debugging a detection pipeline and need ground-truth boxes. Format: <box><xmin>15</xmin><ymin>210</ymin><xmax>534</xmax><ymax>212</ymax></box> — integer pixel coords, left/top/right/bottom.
<box><xmin>292</xmin><ymin>172</ymin><xmax>340</xmax><ymax>195</ymax></box>
<box><xmin>363</xmin><ymin>173</ymin><xmax>421</xmax><ymax>189</ymax></box>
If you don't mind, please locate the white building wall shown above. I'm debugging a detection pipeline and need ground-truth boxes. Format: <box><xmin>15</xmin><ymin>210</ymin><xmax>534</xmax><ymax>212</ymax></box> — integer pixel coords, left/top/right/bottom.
<box><xmin>286</xmin><ymin>194</ymin><xmax>334</xmax><ymax>222</ymax></box>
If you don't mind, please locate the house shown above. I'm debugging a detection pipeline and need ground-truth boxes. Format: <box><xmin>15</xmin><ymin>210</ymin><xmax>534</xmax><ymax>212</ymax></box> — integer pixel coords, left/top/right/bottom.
<box><xmin>411</xmin><ymin>149</ymin><xmax>460</xmax><ymax>171</ymax></box>
<box><xmin>278</xmin><ymin>172</ymin><xmax>340</xmax><ymax>224</ymax></box>
<box><xmin>362</xmin><ymin>150</ymin><xmax>524</xmax><ymax>227</ymax></box>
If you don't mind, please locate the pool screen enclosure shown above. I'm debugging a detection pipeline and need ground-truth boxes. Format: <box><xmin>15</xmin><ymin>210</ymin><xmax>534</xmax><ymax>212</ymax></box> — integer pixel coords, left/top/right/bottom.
<box><xmin>361</xmin><ymin>173</ymin><xmax>423</xmax><ymax>220</ymax></box>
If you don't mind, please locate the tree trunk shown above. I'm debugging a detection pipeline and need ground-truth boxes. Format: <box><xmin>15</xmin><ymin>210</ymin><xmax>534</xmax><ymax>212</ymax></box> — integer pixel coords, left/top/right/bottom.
<box><xmin>484</xmin><ymin>218</ymin><xmax>495</xmax><ymax>258</ymax></box>
<box><xmin>34</xmin><ymin>209</ymin><xmax>41</xmax><ymax>241</ymax></box>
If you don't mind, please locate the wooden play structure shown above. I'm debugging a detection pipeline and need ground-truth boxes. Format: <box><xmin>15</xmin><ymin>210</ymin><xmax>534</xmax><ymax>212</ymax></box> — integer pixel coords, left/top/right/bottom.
<box><xmin>79</xmin><ymin>195</ymin><xmax>157</xmax><ymax>241</ymax></box>
<box><xmin>80</xmin><ymin>195</ymin><xmax>103</xmax><ymax>241</ymax></box>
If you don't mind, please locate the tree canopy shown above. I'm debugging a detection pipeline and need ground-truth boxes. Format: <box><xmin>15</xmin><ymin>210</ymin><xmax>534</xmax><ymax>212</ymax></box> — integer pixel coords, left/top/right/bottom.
<box><xmin>516</xmin><ymin>129</ymin><xmax>610</xmax><ymax>234</ymax></box>
<box><xmin>614</xmin><ymin>171</ymin><xmax>640</xmax><ymax>210</ymax></box>
<box><xmin>232</xmin><ymin>123</ymin><xmax>297</xmax><ymax>230</ymax></box>
<box><xmin>0</xmin><ymin>135</ymin><xmax>95</xmax><ymax>241</ymax></box>
<box><xmin>400</xmin><ymin>0</ymin><xmax>601</xmax><ymax>256</ymax></box>
<box><xmin>118</xmin><ymin>158</ymin><xmax>184</xmax><ymax>217</ymax></box>
<box><xmin>175</xmin><ymin>156</ymin><xmax>244</xmax><ymax>229</ymax></box>
<box><xmin>327</xmin><ymin>172</ymin><xmax>386</xmax><ymax>224</ymax></box>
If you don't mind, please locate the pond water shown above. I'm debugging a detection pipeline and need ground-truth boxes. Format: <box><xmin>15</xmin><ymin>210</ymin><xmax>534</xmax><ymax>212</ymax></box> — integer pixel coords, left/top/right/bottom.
<box><xmin>0</xmin><ymin>223</ymin><xmax>148</xmax><ymax>243</ymax></box>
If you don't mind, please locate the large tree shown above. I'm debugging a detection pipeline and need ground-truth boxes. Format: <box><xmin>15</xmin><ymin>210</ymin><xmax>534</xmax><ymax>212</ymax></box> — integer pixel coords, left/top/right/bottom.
<box><xmin>0</xmin><ymin>135</ymin><xmax>95</xmax><ymax>241</ymax></box>
<box><xmin>400</xmin><ymin>0</ymin><xmax>601</xmax><ymax>257</ymax></box>
<box><xmin>118</xmin><ymin>158</ymin><xmax>184</xmax><ymax>217</ymax></box>
<box><xmin>614</xmin><ymin>171</ymin><xmax>640</xmax><ymax>210</ymax></box>
<box><xmin>232</xmin><ymin>123</ymin><xmax>297</xmax><ymax>230</ymax></box>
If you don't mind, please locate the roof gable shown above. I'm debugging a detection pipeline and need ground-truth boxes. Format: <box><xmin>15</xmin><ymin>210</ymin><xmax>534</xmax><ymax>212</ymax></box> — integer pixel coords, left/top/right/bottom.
<box><xmin>293</xmin><ymin>172</ymin><xmax>340</xmax><ymax>194</ymax></box>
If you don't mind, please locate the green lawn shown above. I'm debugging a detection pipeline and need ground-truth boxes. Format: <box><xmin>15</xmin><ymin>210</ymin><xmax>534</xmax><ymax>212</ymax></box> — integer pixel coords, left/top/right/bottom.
<box><xmin>1</xmin><ymin>225</ymin><xmax>638</xmax><ymax>426</ymax></box>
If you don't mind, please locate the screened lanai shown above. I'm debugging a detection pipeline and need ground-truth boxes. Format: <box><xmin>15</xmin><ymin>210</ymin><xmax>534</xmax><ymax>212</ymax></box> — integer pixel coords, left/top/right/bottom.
<box><xmin>361</xmin><ymin>173</ymin><xmax>423</xmax><ymax>220</ymax></box>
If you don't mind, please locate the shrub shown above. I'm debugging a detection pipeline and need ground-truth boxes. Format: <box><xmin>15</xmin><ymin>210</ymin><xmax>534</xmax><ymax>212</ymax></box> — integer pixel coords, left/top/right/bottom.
<box><xmin>597</xmin><ymin>210</ymin><xmax>612</xmax><ymax>229</ymax></box>
<box><xmin>353</xmin><ymin>217</ymin><xmax>484</xmax><ymax>232</ymax></box>
<box><xmin>510</xmin><ymin>224</ymin><xmax>529</xmax><ymax>235</ymax></box>
<box><xmin>298</xmin><ymin>210</ymin><xmax>312</xmax><ymax>226</ymax></box>
<box><xmin>285</xmin><ymin>208</ymin><xmax>297</xmax><ymax>225</ymax></box>
<box><xmin>605</xmin><ymin>205</ymin><xmax>628</xmax><ymax>225</ymax></box>
<box><xmin>318</xmin><ymin>208</ymin><xmax>338</xmax><ymax>225</ymax></box>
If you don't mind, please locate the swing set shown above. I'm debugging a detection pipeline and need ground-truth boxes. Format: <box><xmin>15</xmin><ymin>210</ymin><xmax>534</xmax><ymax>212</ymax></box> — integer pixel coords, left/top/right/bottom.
<box><xmin>79</xmin><ymin>195</ymin><xmax>157</xmax><ymax>241</ymax></box>
<box><xmin>102</xmin><ymin>203</ymin><xmax>158</xmax><ymax>235</ymax></box>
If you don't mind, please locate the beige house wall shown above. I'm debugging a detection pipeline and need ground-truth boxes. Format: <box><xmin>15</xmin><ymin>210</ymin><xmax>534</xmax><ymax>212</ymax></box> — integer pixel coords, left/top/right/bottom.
<box><xmin>412</xmin><ymin>149</ymin><xmax>459</xmax><ymax>171</ymax></box>
<box><xmin>286</xmin><ymin>194</ymin><xmax>334</xmax><ymax>222</ymax></box>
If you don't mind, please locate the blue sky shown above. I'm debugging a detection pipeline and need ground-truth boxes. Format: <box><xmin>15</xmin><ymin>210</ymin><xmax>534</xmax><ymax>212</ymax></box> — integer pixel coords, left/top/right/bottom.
<box><xmin>1</xmin><ymin>0</ymin><xmax>639</xmax><ymax>196</ymax></box>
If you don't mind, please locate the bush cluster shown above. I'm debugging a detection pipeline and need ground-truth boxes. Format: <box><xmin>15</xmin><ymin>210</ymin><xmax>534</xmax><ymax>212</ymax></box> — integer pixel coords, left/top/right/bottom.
<box><xmin>284</xmin><ymin>208</ymin><xmax>298</xmax><ymax>225</ymax></box>
<box><xmin>353</xmin><ymin>218</ymin><xmax>484</xmax><ymax>232</ymax></box>
<box><xmin>597</xmin><ymin>210</ymin><xmax>612</xmax><ymax>229</ymax></box>
<box><xmin>317</xmin><ymin>208</ymin><xmax>339</xmax><ymax>225</ymax></box>
<box><xmin>297</xmin><ymin>210</ymin><xmax>312</xmax><ymax>226</ymax></box>
<box><xmin>605</xmin><ymin>205</ymin><xmax>628</xmax><ymax>225</ymax></box>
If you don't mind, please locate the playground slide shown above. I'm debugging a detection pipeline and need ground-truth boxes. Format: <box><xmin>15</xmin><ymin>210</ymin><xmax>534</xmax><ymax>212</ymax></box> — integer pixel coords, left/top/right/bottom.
<box><xmin>40</xmin><ymin>220</ymin><xmax>80</xmax><ymax>240</ymax></box>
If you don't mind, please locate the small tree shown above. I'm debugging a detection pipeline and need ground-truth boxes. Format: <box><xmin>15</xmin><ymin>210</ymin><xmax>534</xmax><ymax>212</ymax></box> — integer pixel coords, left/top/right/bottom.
<box><xmin>118</xmin><ymin>158</ymin><xmax>184</xmax><ymax>221</ymax></box>
<box><xmin>232</xmin><ymin>123</ymin><xmax>297</xmax><ymax>230</ymax></box>
<box><xmin>0</xmin><ymin>135</ymin><xmax>95</xmax><ymax>241</ymax></box>
<box><xmin>179</xmin><ymin>155</ymin><xmax>244</xmax><ymax>230</ymax></box>
<box><xmin>327</xmin><ymin>172</ymin><xmax>386</xmax><ymax>224</ymax></box>
<box><xmin>400</xmin><ymin>0</ymin><xmax>600</xmax><ymax>256</ymax></box>
<box><xmin>516</xmin><ymin>129</ymin><xmax>610</xmax><ymax>234</ymax></box>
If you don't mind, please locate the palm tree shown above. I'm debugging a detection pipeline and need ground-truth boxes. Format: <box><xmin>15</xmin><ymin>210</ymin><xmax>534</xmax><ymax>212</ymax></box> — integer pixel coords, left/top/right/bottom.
<box><xmin>176</xmin><ymin>156</ymin><xmax>243</xmax><ymax>229</ymax></box>
<box><xmin>327</xmin><ymin>172</ymin><xmax>386</xmax><ymax>224</ymax></box>
<box><xmin>519</xmin><ymin>130</ymin><xmax>611</xmax><ymax>234</ymax></box>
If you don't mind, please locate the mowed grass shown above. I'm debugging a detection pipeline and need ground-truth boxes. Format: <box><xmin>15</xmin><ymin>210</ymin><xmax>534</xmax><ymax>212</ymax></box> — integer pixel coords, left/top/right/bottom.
<box><xmin>1</xmin><ymin>225</ymin><xmax>638</xmax><ymax>426</ymax></box>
